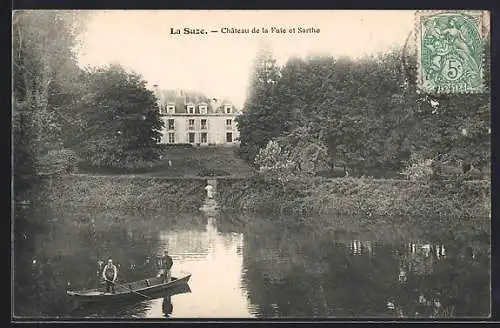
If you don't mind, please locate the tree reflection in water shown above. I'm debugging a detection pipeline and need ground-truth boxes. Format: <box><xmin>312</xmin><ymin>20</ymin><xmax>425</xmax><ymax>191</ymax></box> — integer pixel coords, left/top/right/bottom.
<box><xmin>239</xmin><ymin>215</ymin><xmax>490</xmax><ymax>318</ymax></box>
<box><xmin>14</xmin><ymin>205</ymin><xmax>490</xmax><ymax>319</ymax></box>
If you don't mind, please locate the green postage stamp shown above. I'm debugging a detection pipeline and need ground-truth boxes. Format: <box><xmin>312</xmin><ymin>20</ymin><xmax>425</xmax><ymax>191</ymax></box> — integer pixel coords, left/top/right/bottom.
<box><xmin>416</xmin><ymin>11</ymin><xmax>488</xmax><ymax>94</ymax></box>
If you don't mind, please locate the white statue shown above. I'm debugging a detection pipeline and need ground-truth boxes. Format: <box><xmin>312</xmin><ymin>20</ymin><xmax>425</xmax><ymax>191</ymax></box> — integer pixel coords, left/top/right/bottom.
<box><xmin>205</xmin><ymin>183</ymin><xmax>214</xmax><ymax>199</ymax></box>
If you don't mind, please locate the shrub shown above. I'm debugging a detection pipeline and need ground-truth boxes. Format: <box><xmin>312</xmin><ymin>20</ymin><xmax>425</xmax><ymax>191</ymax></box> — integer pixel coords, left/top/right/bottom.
<box><xmin>218</xmin><ymin>175</ymin><xmax>490</xmax><ymax>223</ymax></box>
<box><xmin>399</xmin><ymin>153</ymin><xmax>434</xmax><ymax>182</ymax></box>
<box><xmin>255</xmin><ymin>140</ymin><xmax>298</xmax><ymax>183</ymax></box>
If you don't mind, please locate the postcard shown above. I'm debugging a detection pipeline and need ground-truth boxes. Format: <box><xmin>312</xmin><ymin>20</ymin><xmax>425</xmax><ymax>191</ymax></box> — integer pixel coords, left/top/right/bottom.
<box><xmin>12</xmin><ymin>10</ymin><xmax>491</xmax><ymax>320</ymax></box>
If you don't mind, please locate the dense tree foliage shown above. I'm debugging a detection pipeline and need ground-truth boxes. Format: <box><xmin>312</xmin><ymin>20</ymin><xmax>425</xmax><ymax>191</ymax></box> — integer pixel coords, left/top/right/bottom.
<box><xmin>403</xmin><ymin>35</ymin><xmax>491</xmax><ymax>178</ymax></box>
<box><xmin>13</xmin><ymin>10</ymin><xmax>89</xmax><ymax>193</ymax></box>
<box><xmin>237</xmin><ymin>44</ymin><xmax>288</xmax><ymax>163</ymax></box>
<box><xmin>238</xmin><ymin>43</ymin><xmax>490</xmax><ymax>178</ymax></box>
<box><xmin>75</xmin><ymin>65</ymin><xmax>164</xmax><ymax>168</ymax></box>
<box><xmin>13</xmin><ymin>11</ymin><xmax>166</xmax><ymax>198</ymax></box>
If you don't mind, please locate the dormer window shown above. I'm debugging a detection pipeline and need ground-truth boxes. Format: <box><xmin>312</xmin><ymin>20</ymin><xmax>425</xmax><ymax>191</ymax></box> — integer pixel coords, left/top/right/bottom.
<box><xmin>166</xmin><ymin>103</ymin><xmax>176</xmax><ymax>114</ymax></box>
<box><xmin>199</xmin><ymin>104</ymin><xmax>208</xmax><ymax>115</ymax></box>
<box><xmin>187</xmin><ymin>103</ymin><xmax>195</xmax><ymax>114</ymax></box>
<box><xmin>224</xmin><ymin>105</ymin><xmax>232</xmax><ymax>114</ymax></box>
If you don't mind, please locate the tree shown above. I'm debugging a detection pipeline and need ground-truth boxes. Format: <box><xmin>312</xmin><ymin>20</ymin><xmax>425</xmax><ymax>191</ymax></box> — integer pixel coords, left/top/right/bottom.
<box><xmin>240</xmin><ymin>38</ymin><xmax>490</xmax><ymax>179</ymax></box>
<box><xmin>405</xmin><ymin>34</ymin><xmax>491</xmax><ymax>176</ymax></box>
<box><xmin>270</xmin><ymin>51</ymin><xmax>417</xmax><ymax>174</ymax></box>
<box><xmin>13</xmin><ymin>10</ymin><xmax>88</xmax><ymax>194</ymax></box>
<box><xmin>76</xmin><ymin>64</ymin><xmax>164</xmax><ymax>168</ymax></box>
<box><xmin>237</xmin><ymin>43</ymin><xmax>287</xmax><ymax>163</ymax></box>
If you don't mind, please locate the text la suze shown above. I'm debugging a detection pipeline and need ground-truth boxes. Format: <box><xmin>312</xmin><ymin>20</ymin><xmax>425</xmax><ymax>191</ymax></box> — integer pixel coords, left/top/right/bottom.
<box><xmin>170</xmin><ymin>28</ymin><xmax>207</xmax><ymax>35</ymax></box>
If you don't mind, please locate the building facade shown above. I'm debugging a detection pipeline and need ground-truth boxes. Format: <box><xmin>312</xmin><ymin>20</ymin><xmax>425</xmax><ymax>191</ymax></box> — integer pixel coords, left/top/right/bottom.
<box><xmin>154</xmin><ymin>88</ymin><xmax>240</xmax><ymax>146</ymax></box>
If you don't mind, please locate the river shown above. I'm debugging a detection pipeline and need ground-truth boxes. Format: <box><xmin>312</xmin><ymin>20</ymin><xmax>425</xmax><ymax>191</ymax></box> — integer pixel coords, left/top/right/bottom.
<box><xmin>13</xmin><ymin>203</ymin><xmax>490</xmax><ymax>319</ymax></box>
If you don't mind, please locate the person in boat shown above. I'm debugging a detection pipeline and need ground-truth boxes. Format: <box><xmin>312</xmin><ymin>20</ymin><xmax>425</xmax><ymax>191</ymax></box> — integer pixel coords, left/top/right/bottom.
<box><xmin>157</xmin><ymin>250</ymin><xmax>173</xmax><ymax>282</ymax></box>
<box><xmin>102</xmin><ymin>259</ymin><xmax>118</xmax><ymax>293</ymax></box>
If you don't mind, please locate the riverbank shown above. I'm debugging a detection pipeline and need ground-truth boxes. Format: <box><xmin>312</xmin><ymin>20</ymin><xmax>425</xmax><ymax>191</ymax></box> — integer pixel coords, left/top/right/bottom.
<box><xmin>217</xmin><ymin>177</ymin><xmax>491</xmax><ymax>224</ymax></box>
<box><xmin>18</xmin><ymin>173</ymin><xmax>490</xmax><ymax>226</ymax></box>
<box><xmin>25</xmin><ymin>174</ymin><xmax>208</xmax><ymax>212</ymax></box>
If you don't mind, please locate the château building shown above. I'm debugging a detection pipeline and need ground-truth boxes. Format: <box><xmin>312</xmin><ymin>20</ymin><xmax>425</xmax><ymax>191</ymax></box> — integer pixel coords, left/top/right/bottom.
<box><xmin>153</xmin><ymin>87</ymin><xmax>241</xmax><ymax>146</ymax></box>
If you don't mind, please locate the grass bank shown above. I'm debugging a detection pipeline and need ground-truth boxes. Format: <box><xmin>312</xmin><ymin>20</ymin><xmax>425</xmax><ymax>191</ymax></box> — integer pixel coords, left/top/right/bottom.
<box><xmin>27</xmin><ymin>174</ymin><xmax>207</xmax><ymax>211</ymax></box>
<box><xmin>78</xmin><ymin>146</ymin><xmax>256</xmax><ymax>178</ymax></box>
<box><xmin>217</xmin><ymin>177</ymin><xmax>491</xmax><ymax>224</ymax></box>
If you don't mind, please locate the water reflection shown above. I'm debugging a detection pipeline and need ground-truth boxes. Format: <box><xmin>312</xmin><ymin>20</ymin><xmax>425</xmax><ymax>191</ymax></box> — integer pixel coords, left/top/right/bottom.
<box><xmin>162</xmin><ymin>295</ymin><xmax>173</xmax><ymax>318</ymax></box>
<box><xmin>14</xmin><ymin>205</ymin><xmax>490</xmax><ymax>319</ymax></box>
<box><xmin>70</xmin><ymin>283</ymin><xmax>192</xmax><ymax>318</ymax></box>
<box><xmin>147</xmin><ymin>212</ymin><xmax>252</xmax><ymax>318</ymax></box>
<box><xmin>240</xmin><ymin>218</ymin><xmax>490</xmax><ymax>318</ymax></box>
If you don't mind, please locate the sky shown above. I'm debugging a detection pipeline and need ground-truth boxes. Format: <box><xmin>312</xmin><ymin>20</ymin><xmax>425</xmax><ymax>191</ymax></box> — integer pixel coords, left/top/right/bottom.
<box><xmin>77</xmin><ymin>10</ymin><xmax>416</xmax><ymax>108</ymax></box>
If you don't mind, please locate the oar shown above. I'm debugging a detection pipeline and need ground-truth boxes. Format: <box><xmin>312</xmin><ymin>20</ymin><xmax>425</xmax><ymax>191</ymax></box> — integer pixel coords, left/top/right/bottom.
<box><xmin>105</xmin><ymin>279</ymin><xmax>151</xmax><ymax>299</ymax></box>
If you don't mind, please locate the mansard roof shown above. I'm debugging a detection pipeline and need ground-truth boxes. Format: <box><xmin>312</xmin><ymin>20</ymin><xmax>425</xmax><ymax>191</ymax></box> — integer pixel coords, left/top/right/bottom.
<box><xmin>156</xmin><ymin>89</ymin><xmax>238</xmax><ymax>114</ymax></box>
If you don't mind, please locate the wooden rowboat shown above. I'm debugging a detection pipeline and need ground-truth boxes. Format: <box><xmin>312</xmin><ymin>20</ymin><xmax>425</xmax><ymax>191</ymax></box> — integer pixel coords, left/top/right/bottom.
<box><xmin>66</xmin><ymin>273</ymin><xmax>191</xmax><ymax>302</ymax></box>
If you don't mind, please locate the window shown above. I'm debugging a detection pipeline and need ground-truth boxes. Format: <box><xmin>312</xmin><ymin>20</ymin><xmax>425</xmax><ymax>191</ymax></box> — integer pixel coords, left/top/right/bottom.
<box><xmin>224</xmin><ymin>105</ymin><xmax>232</xmax><ymax>114</ymax></box>
<box><xmin>168</xmin><ymin>132</ymin><xmax>175</xmax><ymax>143</ymax></box>
<box><xmin>188</xmin><ymin>119</ymin><xmax>195</xmax><ymax>130</ymax></box>
<box><xmin>166</xmin><ymin>104</ymin><xmax>175</xmax><ymax>114</ymax></box>
<box><xmin>226</xmin><ymin>132</ymin><xmax>233</xmax><ymax>143</ymax></box>
<box><xmin>201</xmin><ymin>119</ymin><xmax>207</xmax><ymax>129</ymax></box>
<box><xmin>200</xmin><ymin>132</ymin><xmax>208</xmax><ymax>144</ymax></box>
<box><xmin>226</xmin><ymin>119</ymin><xmax>232</xmax><ymax>126</ymax></box>
<box><xmin>167</xmin><ymin>119</ymin><xmax>175</xmax><ymax>130</ymax></box>
<box><xmin>200</xmin><ymin>105</ymin><xmax>207</xmax><ymax>114</ymax></box>
<box><xmin>187</xmin><ymin>105</ymin><xmax>195</xmax><ymax>114</ymax></box>
<box><xmin>188</xmin><ymin>132</ymin><xmax>195</xmax><ymax>143</ymax></box>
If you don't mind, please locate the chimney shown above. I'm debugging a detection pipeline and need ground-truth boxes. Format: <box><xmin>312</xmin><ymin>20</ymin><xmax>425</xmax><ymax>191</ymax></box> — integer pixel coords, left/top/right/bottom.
<box><xmin>175</xmin><ymin>89</ymin><xmax>186</xmax><ymax>113</ymax></box>
<box><xmin>210</xmin><ymin>97</ymin><xmax>222</xmax><ymax>113</ymax></box>
<box><xmin>181</xmin><ymin>90</ymin><xmax>186</xmax><ymax>104</ymax></box>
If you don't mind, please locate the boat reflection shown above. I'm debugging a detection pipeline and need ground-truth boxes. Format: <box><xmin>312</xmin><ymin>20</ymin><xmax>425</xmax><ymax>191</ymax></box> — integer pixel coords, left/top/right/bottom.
<box><xmin>162</xmin><ymin>295</ymin><xmax>173</xmax><ymax>317</ymax></box>
<box><xmin>71</xmin><ymin>282</ymin><xmax>191</xmax><ymax>318</ymax></box>
<box><xmin>161</xmin><ymin>283</ymin><xmax>191</xmax><ymax>318</ymax></box>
